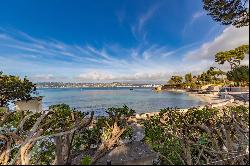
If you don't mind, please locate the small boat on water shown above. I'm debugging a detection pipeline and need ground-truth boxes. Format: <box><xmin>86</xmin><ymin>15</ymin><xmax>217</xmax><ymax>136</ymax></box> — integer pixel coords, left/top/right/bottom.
<box><xmin>129</xmin><ymin>88</ymin><xmax>133</xmax><ymax>90</ymax></box>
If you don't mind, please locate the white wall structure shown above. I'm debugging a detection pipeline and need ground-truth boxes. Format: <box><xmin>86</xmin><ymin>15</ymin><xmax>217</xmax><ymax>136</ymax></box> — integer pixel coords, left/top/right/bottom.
<box><xmin>15</xmin><ymin>96</ymin><xmax>43</xmax><ymax>112</ymax></box>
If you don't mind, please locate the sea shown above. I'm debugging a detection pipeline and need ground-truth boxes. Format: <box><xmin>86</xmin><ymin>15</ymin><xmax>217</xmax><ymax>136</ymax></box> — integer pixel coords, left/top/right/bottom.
<box><xmin>35</xmin><ymin>87</ymin><xmax>206</xmax><ymax>116</ymax></box>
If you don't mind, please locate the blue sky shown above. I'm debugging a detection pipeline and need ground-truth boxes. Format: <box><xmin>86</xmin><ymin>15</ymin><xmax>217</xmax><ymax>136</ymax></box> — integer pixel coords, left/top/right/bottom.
<box><xmin>0</xmin><ymin>0</ymin><xmax>249</xmax><ymax>83</ymax></box>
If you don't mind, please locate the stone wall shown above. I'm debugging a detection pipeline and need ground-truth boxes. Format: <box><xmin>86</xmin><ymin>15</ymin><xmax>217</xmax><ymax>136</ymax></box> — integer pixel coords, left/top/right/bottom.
<box><xmin>15</xmin><ymin>97</ymin><xmax>43</xmax><ymax>112</ymax></box>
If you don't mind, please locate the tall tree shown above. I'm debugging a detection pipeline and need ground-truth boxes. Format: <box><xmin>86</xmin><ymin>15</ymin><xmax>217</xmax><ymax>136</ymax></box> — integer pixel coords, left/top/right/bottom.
<box><xmin>227</xmin><ymin>65</ymin><xmax>249</xmax><ymax>85</ymax></box>
<box><xmin>0</xmin><ymin>72</ymin><xmax>36</xmax><ymax>107</ymax></box>
<box><xmin>199</xmin><ymin>72</ymin><xmax>213</xmax><ymax>83</ymax></box>
<box><xmin>185</xmin><ymin>73</ymin><xmax>193</xmax><ymax>83</ymax></box>
<box><xmin>168</xmin><ymin>76</ymin><xmax>183</xmax><ymax>85</ymax></box>
<box><xmin>203</xmin><ymin>0</ymin><xmax>249</xmax><ymax>28</ymax></box>
<box><xmin>215</xmin><ymin>44</ymin><xmax>249</xmax><ymax>69</ymax></box>
<box><xmin>207</xmin><ymin>67</ymin><xmax>225</xmax><ymax>78</ymax></box>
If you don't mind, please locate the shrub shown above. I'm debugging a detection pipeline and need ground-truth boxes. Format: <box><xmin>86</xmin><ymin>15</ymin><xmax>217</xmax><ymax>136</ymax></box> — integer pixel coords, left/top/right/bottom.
<box><xmin>144</xmin><ymin>106</ymin><xmax>249</xmax><ymax>165</ymax></box>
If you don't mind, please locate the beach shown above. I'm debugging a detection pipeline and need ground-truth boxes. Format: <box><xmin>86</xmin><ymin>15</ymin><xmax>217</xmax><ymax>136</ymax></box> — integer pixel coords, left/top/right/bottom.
<box><xmin>186</xmin><ymin>92</ymin><xmax>229</xmax><ymax>105</ymax></box>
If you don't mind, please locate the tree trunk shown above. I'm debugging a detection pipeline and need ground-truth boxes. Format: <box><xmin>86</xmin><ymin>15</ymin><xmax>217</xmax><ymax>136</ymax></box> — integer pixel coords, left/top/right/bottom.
<box><xmin>0</xmin><ymin>99</ymin><xmax>4</xmax><ymax>107</ymax></box>
<box><xmin>55</xmin><ymin>136</ymin><xmax>64</xmax><ymax>165</ymax></box>
<box><xmin>54</xmin><ymin>135</ymin><xmax>72</xmax><ymax>165</ymax></box>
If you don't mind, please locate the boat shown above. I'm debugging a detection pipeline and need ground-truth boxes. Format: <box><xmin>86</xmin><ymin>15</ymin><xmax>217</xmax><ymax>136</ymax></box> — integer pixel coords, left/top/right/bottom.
<box><xmin>129</xmin><ymin>88</ymin><xmax>133</xmax><ymax>90</ymax></box>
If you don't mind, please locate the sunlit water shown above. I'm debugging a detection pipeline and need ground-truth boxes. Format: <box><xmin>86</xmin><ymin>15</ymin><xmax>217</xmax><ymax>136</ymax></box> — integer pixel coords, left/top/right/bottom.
<box><xmin>34</xmin><ymin>87</ymin><xmax>206</xmax><ymax>115</ymax></box>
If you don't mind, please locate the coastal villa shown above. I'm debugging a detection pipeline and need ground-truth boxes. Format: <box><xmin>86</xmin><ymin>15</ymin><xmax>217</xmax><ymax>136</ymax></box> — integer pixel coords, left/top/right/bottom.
<box><xmin>15</xmin><ymin>96</ymin><xmax>43</xmax><ymax>112</ymax></box>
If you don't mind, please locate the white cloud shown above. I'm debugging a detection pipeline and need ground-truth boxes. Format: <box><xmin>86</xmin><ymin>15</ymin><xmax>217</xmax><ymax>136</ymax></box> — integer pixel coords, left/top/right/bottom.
<box><xmin>75</xmin><ymin>70</ymin><xmax>172</xmax><ymax>83</ymax></box>
<box><xmin>0</xmin><ymin>28</ymin><xmax>176</xmax><ymax>82</ymax></box>
<box><xmin>76</xmin><ymin>71</ymin><xmax>115</xmax><ymax>81</ymax></box>
<box><xmin>182</xmin><ymin>11</ymin><xmax>206</xmax><ymax>35</ymax></box>
<box><xmin>124</xmin><ymin>72</ymin><xmax>171</xmax><ymax>81</ymax></box>
<box><xmin>138</xmin><ymin>6</ymin><xmax>158</xmax><ymax>32</ymax></box>
<box><xmin>184</xmin><ymin>26</ymin><xmax>249</xmax><ymax>61</ymax></box>
<box><xmin>191</xmin><ymin>11</ymin><xmax>206</xmax><ymax>23</ymax></box>
<box><xmin>1</xmin><ymin>25</ymin><xmax>249</xmax><ymax>83</ymax></box>
<box><xmin>33</xmin><ymin>74</ymin><xmax>54</xmax><ymax>80</ymax></box>
<box><xmin>181</xmin><ymin>26</ymin><xmax>249</xmax><ymax>74</ymax></box>
<box><xmin>131</xmin><ymin>4</ymin><xmax>160</xmax><ymax>41</ymax></box>
<box><xmin>30</xmin><ymin>74</ymin><xmax>68</xmax><ymax>82</ymax></box>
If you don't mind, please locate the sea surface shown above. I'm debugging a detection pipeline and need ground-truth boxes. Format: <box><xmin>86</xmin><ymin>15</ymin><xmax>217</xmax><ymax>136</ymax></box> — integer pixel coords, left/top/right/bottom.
<box><xmin>36</xmin><ymin>87</ymin><xmax>205</xmax><ymax>115</ymax></box>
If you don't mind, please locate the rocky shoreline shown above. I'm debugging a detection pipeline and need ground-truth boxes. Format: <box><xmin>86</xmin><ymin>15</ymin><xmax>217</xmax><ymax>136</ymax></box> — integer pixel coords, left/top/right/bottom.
<box><xmin>132</xmin><ymin>91</ymin><xmax>248</xmax><ymax>120</ymax></box>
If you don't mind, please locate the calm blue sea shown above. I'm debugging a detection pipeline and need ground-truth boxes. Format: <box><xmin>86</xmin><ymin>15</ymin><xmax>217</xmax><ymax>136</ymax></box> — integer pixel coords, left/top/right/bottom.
<box><xmin>36</xmin><ymin>87</ymin><xmax>205</xmax><ymax>115</ymax></box>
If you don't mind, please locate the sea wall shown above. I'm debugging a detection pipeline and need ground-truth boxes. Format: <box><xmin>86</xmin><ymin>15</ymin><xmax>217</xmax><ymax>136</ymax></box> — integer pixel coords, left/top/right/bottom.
<box><xmin>15</xmin><ymin>97</ymin><xmax>43</xmax><ymax>113</ymax></box>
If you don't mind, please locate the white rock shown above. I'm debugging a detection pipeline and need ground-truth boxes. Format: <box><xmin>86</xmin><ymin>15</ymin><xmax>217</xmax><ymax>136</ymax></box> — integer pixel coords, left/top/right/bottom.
<box><xmin>140</xmin><ymin>114</ymin><xmax>148</xmax><ymax>119</ymax></box>
<box><xmin>135</xmin><ymin>114</ymin><xmax>141</xmax><ymax>119</ymax></box>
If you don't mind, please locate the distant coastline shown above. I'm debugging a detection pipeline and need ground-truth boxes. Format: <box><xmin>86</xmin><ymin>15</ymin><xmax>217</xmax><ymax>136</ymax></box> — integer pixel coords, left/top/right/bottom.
<box><xmin>36</xmin><ymin>82</ymin><xmax>161</xmax><ymax>89</ymax></box>
<box><xmin>36</xmin><ymin>86</ymin><xmax>154</xmax><ymax>89</ymax></box>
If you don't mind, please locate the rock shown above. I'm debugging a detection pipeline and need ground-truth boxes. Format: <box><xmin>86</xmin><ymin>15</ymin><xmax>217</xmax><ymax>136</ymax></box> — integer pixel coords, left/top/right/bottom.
<box><xmin>140</xmin><ymin>113</ymin><xmax>148</xmax><ymax>119</ymax></box>
<box><xmin>95</xmin><ymin>141</ymin><xmax>158</xmax><ymax>165</ymax></box>
<box><xmin>133</xmin><ymin>131</ymin><xmax>145</xmax><ymax>142</ymax></box>
<box><xmin>155</xmin><ymin>85</ymin><xmax>162</xmax><ymax>91</ymax></box>
<box><xmin>130</xmin><ymin>123</ymin><xmax>145</xmax><ymax>142</ymax></box>
<box><xmin>119</xmin><ymin>138</ymin><xmax>132</xmax><ymax>145</ymax></box>
<box><xmin>135</xmin><ymin>114</ymin><xmax>141</xmax><ymax>119</ymax></box>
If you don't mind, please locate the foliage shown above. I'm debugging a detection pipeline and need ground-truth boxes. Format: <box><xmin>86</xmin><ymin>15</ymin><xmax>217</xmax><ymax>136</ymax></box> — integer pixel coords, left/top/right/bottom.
<box><xmin>121</xmin><ymin>126</ymin><xmax>133</xmax><ymax>139</ymax></box>
<box><xmin>163</xmin><ymin>44</ymin><xmax>248</xmax><ymax>89</ymax></box>
<box><xmin>167</xmin><ymin>76</ymin><xmax>183</xmax><ymax>85</ymax></box>
<box><xmin>48</xmin><ymin>104</ymin><xmax>76</xmax><ymax>131</ymax></box>
<box><xmin>199</xmin><ymin>72</ymin><xmax>213</xmax><ymax>83</ymax></box>
<box><xmin>227</xmin><ymin>105</ymin><xmax>249</xmax><ymax>122</ymax></box>
<box><xmin>226</xmin><ymin>65</ymin><xmax>249</xmax><ymax>85</ymax></box>
<box><xmin>91</xmin><ymin>105</ymin><xmax>135</xmax><ymax>142</ymax></box>
<box><xmin>0</xmin><ymin>72</ymin><xmax>36</xmax><ymax>107</ymax></box>
<box><xmin>215</xmin><ymin>44</ymin><xmax>249</xmax><ymax>69</ymax></box>
<box><xmin>206</xmin><ymin>67</ymin><xmax>225</xmax><ymax>77</ymax></box>
<box><xmin>185</xmin><ymin>73</ymin><xmax>192</xmax><ymax>83</ymax></box>
<box><xmin>166</xmin><ymin>66</ymin><xmax>227</xmax><ymax>90</ymax></box>
<box><xmin>0</xmin><ymin>104</ymin><xmax>135</xmax><ymax>165</ymax></box>
<box><xmin>203</xmin><ymin>0</ymin><xmax>249</xmax><ymax>27</ymax></box>
<box><xmin>30</xmin><ymin>139</ymin><xmax>56</xmax><ymax>165</ymax></box>
<box><xmin>144</xmin><ymin>106</ymin><xmax>249</xmax><ymax>165</ymax></box>
<box><xmin>80</xmin><ymin>155</ymin><xmax>92</xmax><ymax>165</ymax></box>
<box><xmin>0</xmin><ymin>104</ymin><xmax>92</xmax><ymax>165</ymax></box>
<box><xmin>88</xmin><ymin>105</ymin><xmax>135</xmax><ymax>164</ymax></box>
<box><xmin>105</xmin><ymin>105</ymin><xmax>135</xmax><ymax>127</ymax></box>
<box><xmin>0</xmin><ymin>108</ymin><xmax>4</xmax><ymax>113</ymax></box>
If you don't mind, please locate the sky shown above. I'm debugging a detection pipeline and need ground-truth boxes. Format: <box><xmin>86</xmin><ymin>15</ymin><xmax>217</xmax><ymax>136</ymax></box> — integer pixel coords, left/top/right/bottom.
<box><xmin>0</xmin><ymin>0</ymin><xmax>249</xmax><ymax>83</ymax></box>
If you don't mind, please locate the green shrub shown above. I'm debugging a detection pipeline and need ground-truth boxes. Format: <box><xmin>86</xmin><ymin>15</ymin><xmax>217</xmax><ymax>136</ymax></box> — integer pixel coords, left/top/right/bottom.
<box><xmin>144</xmin><ymin>106</ymin><xmax>249</xmax><ymax>165</ymax></box>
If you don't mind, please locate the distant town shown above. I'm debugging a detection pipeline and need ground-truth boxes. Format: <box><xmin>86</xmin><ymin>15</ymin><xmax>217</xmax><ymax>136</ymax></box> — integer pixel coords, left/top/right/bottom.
<box><xmin>35</xmin><ymin>82</ymin><xmax>161</xmax><ymax>88</ymax></box>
